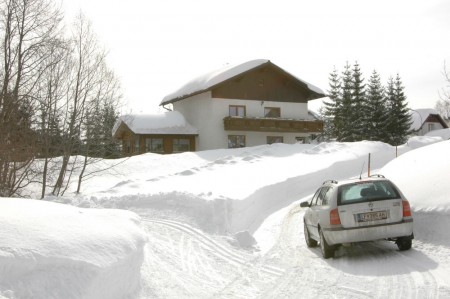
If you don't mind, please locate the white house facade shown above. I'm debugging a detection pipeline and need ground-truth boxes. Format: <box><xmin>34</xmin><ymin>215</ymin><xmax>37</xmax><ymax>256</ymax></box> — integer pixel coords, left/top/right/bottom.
<box><xmin>172</xmin><ymin>92</ymin><xmax>321</xmax><ymax>150</ymax></box>
<box><xmin>160</xmin><ymin>59</ymin><xmax>326</xmax><ymax>152</ymax></box>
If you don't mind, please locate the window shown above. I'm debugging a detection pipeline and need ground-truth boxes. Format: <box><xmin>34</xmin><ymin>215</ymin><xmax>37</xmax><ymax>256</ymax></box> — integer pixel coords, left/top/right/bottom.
<box><xmin>124</xmin><ymin>140</ymin><xmax>131</xmax><ymax>154</ymax></box>
<box><xmin>311</xmin><ymin>187</ymin><xmax>333</xmax><ymax>206</ymax></box>
<box><xmin>264</xmin><ymin>107</ymin><xmax>280</xmax><ymax>118</ymax></box>
<box><xmin>229</xmin><ymin>105</ymin><xmax>246</xmax><ymax>117</ymax></box>
<box><xmin>145</xmin><ymin>138</ymin><xmax>163</xmax><ymax>153</ymax></box>
<box><xmin>296</xmin><ymin>137</ymin><xmax>306</xmax><ymax>144</ymax></box>
<box><xmin>428</xmin><ymin>123</ymin><xmax>436</xmax><ymax>131</ymax></box>
<box><xmin>173</xmin><ymin>138</ymin><xmax>190</xmax><ymax>153</ymax></box>
<box><xmin>267</xmin><ymin>136</ymin><xmax>283</xmax><ymax>144</ymax></box>
<box><xmin>228</xmin><ymin>135</ymin><xmax>245</xmax><ymax>148</ymax></box>
<box><xmin>322</xmin><ymin>187</ymin><xmax>334</xmax><ymax>206</ymax></box>
<box><xmin>134</xmin><ymin>137</ymin><xmax>140</xmax><ymax>153</ymax></box>
<box><xmin>338</xmin><ymin>181</ymin><xmax>400</xmax><ymax>206</ymax></box>
<box><xmin>310</xmin><ymin>188</ymin><xmax>321</xmax><ymax>206</ymax></box>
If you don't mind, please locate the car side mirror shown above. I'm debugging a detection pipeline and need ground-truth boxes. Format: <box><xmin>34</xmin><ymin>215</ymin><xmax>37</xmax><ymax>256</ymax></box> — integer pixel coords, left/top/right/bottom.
<box><xmin>300</xmin><ymin>201</ymin><xmax>310</xmax><ymax>208</ymax></box>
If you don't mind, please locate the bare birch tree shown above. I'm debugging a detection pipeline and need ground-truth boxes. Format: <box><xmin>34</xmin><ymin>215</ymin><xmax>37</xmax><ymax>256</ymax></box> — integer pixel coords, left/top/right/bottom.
<box><xmin>435</xmin><ymin>62</ymin><xmax>450</xmax><ymax>119</ymax></box>
<box><xmin>0</xmin><ymin>0</ymin><xmax>63</xmax><ymax>196</ymax></box>
<box><xmin>52</xmin><ymin>14</ymin><xmax>122</xmax><ymax>196</ymax></box>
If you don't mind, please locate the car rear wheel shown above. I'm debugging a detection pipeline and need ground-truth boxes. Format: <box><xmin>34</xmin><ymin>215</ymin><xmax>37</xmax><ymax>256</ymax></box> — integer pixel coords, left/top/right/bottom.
<box><xmin>396</xmin><ymin>237</ymin><xmax>412</xmax><ymax>251</ymax></box>
<box><xmin>319</xmin><ymin>229</ymin><xmax>335</xmax><ymax>259</ymax></box>
<box><xmin>304</xmin><ymin>222</ymin><xmax>318</xmax><ymax>247</ymax></box>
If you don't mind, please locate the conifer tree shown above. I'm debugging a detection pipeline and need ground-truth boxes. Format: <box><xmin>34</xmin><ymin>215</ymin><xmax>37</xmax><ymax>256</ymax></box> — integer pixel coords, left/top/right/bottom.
<box><xmin>365</xmin><ymin>70</ymin><xmax>388</xmax><ymax>141</ymax></box>
<box><xmin>351</xmin><ymin>62</ymin><xmax>366</xmax><ymax>140</ymax></box>
<box><xmin>339</xmin><ymin>62</ymin><xmax>354</xmax><ymax>141</ymax></box>
<box><xmin>385</xmin><ymin>74</ymin><xmax>411</xmax><ymax>145</ymax></box>
<box><xmin>322</xmin><ymin>67</ymin><xmax>341</xmax><ymax>140</ymax></box>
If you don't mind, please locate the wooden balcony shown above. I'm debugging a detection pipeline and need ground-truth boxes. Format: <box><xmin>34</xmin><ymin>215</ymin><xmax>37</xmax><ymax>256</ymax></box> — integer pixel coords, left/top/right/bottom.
<box><xmin>223</xmin><ymin>116</ymin><xmax>323</xmax><ymax>133</ymax></box>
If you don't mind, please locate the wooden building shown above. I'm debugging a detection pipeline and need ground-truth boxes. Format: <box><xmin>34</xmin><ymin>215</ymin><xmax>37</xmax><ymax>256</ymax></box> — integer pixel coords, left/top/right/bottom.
<box><xmin>112</xmin><ymin>112</ymin><xmax>198</xmax><ymax>155</ymax></box>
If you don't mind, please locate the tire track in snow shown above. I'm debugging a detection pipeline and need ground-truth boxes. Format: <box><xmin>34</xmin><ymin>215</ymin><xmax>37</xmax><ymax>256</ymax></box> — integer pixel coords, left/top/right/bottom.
<box><xmin>259</xmin><ymin>204</ymin><xmax>445</xmax><ymax>299</ymax></box>
<box><xmin>141</xmin><ymin>220</ymin><xmax>228</xmax><ymax>296</ymax></box>
<box><xmin>144</xmin><ymin>219</ymin><xmax>285</xmax><ymax>277</ymax></box>
<box><xmin>142</xmin><ymin>218</ymin><xmax>286</xmax><ymax>298</ymax></box>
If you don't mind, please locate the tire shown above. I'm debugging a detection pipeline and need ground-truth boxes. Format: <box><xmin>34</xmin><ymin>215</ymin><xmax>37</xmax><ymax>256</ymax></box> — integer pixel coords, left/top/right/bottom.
<box><xmin>304</xmin><ymin>222</ymin><xmax>318</xmax><ymax>247</ymax></box>
<box><xmin>397</xmin><ymin>237</ymin><xmax>412</xmax><ymax>251</ymax></box>
<box><xmin>319</xmin><ymin>229</ymin><xmax>335</xmax><ymax>259</ymax></box>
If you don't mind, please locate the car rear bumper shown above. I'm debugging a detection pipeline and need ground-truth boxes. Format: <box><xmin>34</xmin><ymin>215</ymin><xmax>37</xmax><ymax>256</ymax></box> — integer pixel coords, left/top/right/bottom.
<box><xmin>322</xmin><ymin>219</ymin><xmax>413</xmax><ymax>245</ymax></box>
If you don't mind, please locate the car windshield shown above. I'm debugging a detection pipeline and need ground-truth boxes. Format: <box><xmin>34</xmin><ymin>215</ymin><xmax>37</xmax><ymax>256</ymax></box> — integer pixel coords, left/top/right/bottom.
<box><xmin>337</xmin><ymin>180</ymin><xmax>400</xmax><ymax>206</ymax></box>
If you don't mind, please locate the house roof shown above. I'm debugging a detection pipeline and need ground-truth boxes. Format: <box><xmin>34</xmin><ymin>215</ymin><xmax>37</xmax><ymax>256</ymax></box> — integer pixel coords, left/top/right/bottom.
<box><xmin>410</xmin><ymin>108</ymin><xmax>449</xmax><ymax>131</ymax></box>
<box><xmin>112</xmin><ymin>111</ymin><xmax>198</xmax><ymax>137</ymax></box>
<box><xmin>160</xmin><ymin>59</ymin><xmax>325</xmax><ymax>106</ymax></box>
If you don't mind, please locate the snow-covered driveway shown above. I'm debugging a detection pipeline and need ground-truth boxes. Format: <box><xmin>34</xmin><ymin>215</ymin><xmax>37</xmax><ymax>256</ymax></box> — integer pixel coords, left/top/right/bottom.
<box><xmin>138</xmin><ymin>205</ymin><xmax>450</xmax><ymax>298</ymax></box>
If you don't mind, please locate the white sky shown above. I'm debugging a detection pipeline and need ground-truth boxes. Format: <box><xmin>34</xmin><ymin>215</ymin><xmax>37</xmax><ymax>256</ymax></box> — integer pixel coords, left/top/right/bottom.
<box><xmin>63</xmin><ymin>0</ymin><xmax>450</xmax><ymax>114</ymax></box>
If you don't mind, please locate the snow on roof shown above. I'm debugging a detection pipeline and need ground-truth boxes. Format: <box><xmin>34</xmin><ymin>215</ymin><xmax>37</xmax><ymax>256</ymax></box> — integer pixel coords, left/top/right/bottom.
<box><xmin>113</xmin><ymin>111</ymin><xmax>198</xmax><ymax>136</ymax></box>
<box><xmin>410</xmin><ymin>108</ymin><xmax>440</xmax><ymax>131</ymax></box>
<box><xmin>160</xmin><ymin>59</ymin><xmax>325</xmax><ymax>105</ymax></box>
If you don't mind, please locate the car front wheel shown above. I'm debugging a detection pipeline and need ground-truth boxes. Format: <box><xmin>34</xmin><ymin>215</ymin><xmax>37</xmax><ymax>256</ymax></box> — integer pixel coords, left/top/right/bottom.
<box><xmin>304</xmin><ymin>222</ymin><xmax>318</xmax><ymax>247</ymax></box>
<box><xmin>320</xmin><ymin>229</ymin><xmax>335</xmax><ymax>259</ymax></box>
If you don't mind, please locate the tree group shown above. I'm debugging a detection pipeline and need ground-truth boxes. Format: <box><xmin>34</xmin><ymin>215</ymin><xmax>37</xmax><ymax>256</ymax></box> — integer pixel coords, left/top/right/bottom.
<box><xmin>322</xmin><ymin>62</ymin><xmax>412</xmax><ymax>145</ymax></box>
<box><xmin>0</xmin><ymin>0</ymin><xmax>122</xmax><ymax>197</ymax></box>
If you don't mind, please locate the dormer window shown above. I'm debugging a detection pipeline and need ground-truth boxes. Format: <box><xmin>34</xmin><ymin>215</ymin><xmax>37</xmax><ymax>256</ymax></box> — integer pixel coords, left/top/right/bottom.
<box><xmin>229</xmin><ymin>105</ymin><xmax>246</xmax><ymax>117</ymax></box>
<box><xmin>264</xmin><ymin>107</ymin><xmax>280</xmax><ymax>118</ymax></box>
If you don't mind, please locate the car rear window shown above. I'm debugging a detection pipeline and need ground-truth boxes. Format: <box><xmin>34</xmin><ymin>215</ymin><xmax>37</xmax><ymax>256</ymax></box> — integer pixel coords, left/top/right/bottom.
<box><xmin>337</xmin><ymin>180</ymin><xmax>401</xmax><ymax>206</ymax></box>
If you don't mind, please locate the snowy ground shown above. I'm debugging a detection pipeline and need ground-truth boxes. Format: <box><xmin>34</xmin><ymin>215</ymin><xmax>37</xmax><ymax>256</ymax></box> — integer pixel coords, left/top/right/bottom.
<box><xmin>1</xmin><ymin>130</ymin><xmax>450</xmax><ymax>298</ymax></box>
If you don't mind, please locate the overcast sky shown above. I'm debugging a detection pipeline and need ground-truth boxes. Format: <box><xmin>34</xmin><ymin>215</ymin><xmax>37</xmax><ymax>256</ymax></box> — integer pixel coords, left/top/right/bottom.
<box><xmin>63</xmin><ymin>0</ymin><xmax>450</xmax><ymax>114</ymax></box>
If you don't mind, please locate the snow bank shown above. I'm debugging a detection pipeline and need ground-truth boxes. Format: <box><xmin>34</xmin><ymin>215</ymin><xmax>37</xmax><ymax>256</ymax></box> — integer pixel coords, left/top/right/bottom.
<box><xmin>381</xmin><ymin>140</ymin><xmax>450</xmax><ymax>211</ymax></box>
<box><xmin>406</xmin><ymin>135</ymin><xmax>443</xmax><ymax>149</ymax></box>
<box><xmin>0</xmin><ymin>198</ymin><xmax>147</xmax><ymax>299</ymax></box>
<box><xmin>59</xmin><ymin>141</ymin><xmax>405</xmax><ymax>235</ymax></box>
<box><xmin>426</xmin><ymin>128</ymin><xmax>450</xmax><ymax>140</ymax></box>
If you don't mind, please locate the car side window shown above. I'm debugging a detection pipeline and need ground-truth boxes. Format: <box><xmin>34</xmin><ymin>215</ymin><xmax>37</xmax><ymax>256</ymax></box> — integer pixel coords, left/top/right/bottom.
<box><xmin>316</xmin><ymin>187</ymin><xmax>329</xmax><ymax>206</ymax></box>
<box><xmin>321</xmin><ymin>187</ymin><xmax>333</xmax><ymax>206</ymax></box>
<box><xmin>311</xmin><ymin>189</ymin><xmax>321</xmax><ymax>206</ymax></box>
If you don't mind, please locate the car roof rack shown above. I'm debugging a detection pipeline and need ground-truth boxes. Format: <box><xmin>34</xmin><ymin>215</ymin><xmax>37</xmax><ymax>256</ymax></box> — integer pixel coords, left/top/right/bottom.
<box><xmin>369</xmin><ymin>174</ymin><xmax>385</xmax><ymax>178</ymax></box>
<box><xmin>323</xmin><ymin>180</ymin><xmax>338</xmax><ymax>185</ymax></box>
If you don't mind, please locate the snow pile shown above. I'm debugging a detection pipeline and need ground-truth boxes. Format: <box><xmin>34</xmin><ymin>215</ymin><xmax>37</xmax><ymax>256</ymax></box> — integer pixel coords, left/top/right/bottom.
<box><xmin>50</xmin><ymin>140</ymin><xmax>412</xmax><ymax>235</ymax></box>
<box><xmin>0</xmin><ymin>198</ymin><xmax>147</xmax><ymax>299</ymax></box>
<box><xmin>426</xmin><ymin>128</ymin><xmax>450</xmax><ymax>140</ymax></box>
<box><xmin>406</xmin><ymin>135</ymin><xmax>443</xmax><ymax>148</ymax></box>
<box><xmin>381</xmin><ymin>140</ymin><xmax>450</xmax><ymax>211</ymax></box>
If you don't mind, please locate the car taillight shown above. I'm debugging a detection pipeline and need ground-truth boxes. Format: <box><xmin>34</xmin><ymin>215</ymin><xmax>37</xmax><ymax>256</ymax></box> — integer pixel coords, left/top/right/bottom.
<box><xmin>402</xmin><ymin>200</ymin><xmax>412</xmax><ymax>217</ymax></box>
<box><xmin>330</xmin><ymin>208</ymin><xmax>341</xmax><ymax>225</ymax></box>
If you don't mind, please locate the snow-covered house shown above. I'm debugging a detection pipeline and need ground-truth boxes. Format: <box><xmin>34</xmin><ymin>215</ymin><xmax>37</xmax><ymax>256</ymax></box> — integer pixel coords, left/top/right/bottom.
<box><xmin>410</xmin><ymin>109</ymin><xmax>449</xmax><ymax>136</ymax></box>
<box><xmin>160</xmin><ymin>59</ymin><xmax>325</xmax><ymax>151</ymax></box>
<box><xmin>112</xmin><ymin>111</ymin><xmax>198</xmax><ymax>155</ymax></box>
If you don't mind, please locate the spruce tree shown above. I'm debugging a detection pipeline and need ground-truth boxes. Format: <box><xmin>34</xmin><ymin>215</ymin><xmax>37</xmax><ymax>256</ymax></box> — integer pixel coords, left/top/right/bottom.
<box><xmin>365</xmin><ymin>70</ymin><xmax>388</xmax><ymax>141</ymax></box>
<box><xmin>322</xmin><ymin>67</ymin><xmax>341</xmax><ymax>140</ymax></box>
<box><xmin>385</xmin><ymin>74</ymin><xmax>411</xmax><ymax>145</ymax></box>
<box><xmin>351</xmin><ymin>62</ymin><xmax>366</xmax><ymax>140</ymax></box>
<box><xmin>339</xmin><ymin>62</ymin><xmax>354</xmax><ymax>141</ymax></box>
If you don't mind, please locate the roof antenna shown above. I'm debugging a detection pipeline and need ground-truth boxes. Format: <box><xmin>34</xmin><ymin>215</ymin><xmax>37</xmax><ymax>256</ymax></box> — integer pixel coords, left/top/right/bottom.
<box><xmin>359</xmin><ymin>161</ymin><xmax>366</xmax><ymax>180</ymax></box>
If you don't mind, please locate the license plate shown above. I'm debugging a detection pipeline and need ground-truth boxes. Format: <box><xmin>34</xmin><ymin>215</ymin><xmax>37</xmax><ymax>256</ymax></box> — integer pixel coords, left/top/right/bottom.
<box><xmin>357</xmin><ymin>211</ymin><xmax>388</xmax><ymax>222</ymax></box>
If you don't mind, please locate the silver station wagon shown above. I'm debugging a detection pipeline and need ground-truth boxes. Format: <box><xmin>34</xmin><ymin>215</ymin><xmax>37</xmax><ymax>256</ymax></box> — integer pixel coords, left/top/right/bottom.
<box><xmin>300</xmin><ymin>175</ymin><xmax>414</xmax><ymax>258</ymax></box>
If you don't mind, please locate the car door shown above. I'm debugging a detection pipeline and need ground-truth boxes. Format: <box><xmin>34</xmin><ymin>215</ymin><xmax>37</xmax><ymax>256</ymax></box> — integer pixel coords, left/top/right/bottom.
<box><xmin>306</xmin><ymin>187</ymin><xmax>329</xmax><ymax>239</ymax></box>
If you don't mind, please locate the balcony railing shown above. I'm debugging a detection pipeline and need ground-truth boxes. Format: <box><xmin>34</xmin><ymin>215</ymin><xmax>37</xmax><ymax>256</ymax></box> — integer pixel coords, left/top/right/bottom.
<box><xmin>223</xmin><ymin>116</ymin><xmax>323</xmax><ymax>133</ymax></box>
